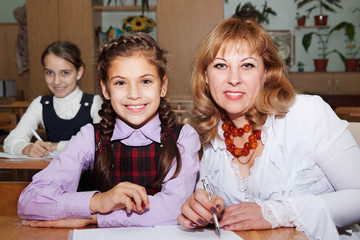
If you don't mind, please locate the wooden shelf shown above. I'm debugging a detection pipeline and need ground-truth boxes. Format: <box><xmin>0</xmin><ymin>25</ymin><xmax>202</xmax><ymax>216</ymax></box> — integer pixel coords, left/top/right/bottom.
<box><xmin>93</xmin><ymin>5</ymin><xmax>156</xmax><ymax>11</ymax></box>
<box><xmin>295</xmin><ymin>25</ymin><xmax>330</xmax><ymax>29</ymax></box>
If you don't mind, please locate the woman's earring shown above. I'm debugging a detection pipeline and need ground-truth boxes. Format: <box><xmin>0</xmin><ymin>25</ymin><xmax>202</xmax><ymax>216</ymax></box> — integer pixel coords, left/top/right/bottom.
<box><xmin>160</xmin><ymin>91</ymin><xmax>165</xmax><ymax>97</ymax></box>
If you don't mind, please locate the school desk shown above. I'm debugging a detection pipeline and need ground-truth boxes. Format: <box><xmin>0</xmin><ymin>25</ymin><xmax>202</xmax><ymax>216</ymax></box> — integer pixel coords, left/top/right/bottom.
<box><xmin>0</xmin><ymin>158</ymin><xmax>309</xmax><ymax>239</ymax></box>
<box><xmin>0</xmin><ymin>214</ymin><xmax>308</xmax><ymax>240</ymax></box>
<box><xmin>0</xmin><ymin>157</ymin><xmax>50</xmax><ymax>170</ymax></box>
<box><xmin>0</xmin><ymin>101</ymin><xmax>30</xmax><ymax>119</ymax></box>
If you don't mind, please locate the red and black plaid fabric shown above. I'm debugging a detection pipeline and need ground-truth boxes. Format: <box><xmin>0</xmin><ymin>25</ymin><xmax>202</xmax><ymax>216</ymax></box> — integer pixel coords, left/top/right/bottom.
<box><xmin>93</xmin><ymin>123</ymin><xmax>183</xmax><ymax>195</ymax></box>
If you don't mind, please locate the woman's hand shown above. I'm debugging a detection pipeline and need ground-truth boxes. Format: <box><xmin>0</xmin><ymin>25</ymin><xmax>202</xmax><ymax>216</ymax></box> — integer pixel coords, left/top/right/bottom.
<box><xmin>177</xmin><ymin>188</ymin><xmax>225</xmax><ymax>228</ymax></box>
<box><xmin>22</xmin><ymin>141</ymin><xmax>54</xmax><ymax>157</ymax></box>
<box><xmin>22</xmin><ymin>214</ymin><xmax>97</xmax><ymax>228</ymax></box>
<box><xmin>90</xmin><ymin>182</ymin><xmax>149</xmax><ymax>214</ymax></box>
<box><xmin>220</xmin><ymin>202</ymin><xmax>271</xmax><ymax>231</ymax></box>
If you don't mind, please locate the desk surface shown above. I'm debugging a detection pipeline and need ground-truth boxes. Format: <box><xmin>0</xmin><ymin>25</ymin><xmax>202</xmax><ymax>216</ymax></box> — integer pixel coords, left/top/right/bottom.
<box><xmin>0</xmin><ymin>215</ymin><xmax>307</xmax><ymax>240</ymax></box>
<box><xmin>0</xmin><ymin>158</ymin><xmax>50</xmax><ymax>169</ymax></box>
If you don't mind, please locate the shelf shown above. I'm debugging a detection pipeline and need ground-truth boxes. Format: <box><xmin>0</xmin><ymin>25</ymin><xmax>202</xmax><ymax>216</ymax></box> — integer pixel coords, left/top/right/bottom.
<box><xmin>295</xmin><ymin>25</ymin><xmax>330</xmax><ymax>29</ymax></box>
<box><xmin>93</xmin><ymin>5</ymin><xmax>156</xmax><ymax>11</ymax></box>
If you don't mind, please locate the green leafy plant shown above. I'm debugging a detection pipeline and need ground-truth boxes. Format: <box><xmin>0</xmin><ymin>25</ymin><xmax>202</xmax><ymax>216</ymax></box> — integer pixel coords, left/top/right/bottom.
<box><xmin>232</xmin><ymin>1</ymin><xmax>277</xmax><ymax>24</ymax></box>
<box><xmin>302</xmin><ymin>21</ymin><xmax>354</xmax><ymax>60</ymax></box>
<box><xmin>296</xmin><ymin>11</ymin><xmax>310</xmax><ymax>20</ymax></box>
<box><xmin>297</xmin><ymin>61</ymin><xmax>305</xmax><ymax>67</ymax></box>
<box><xmin>294</xmin><ymin>0</ymin><xmax>342</xmax><ymax>16</ymax></box>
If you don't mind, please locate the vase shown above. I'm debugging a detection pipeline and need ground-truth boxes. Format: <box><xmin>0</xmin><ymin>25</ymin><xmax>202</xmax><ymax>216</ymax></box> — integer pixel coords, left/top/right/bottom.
<box><xmin>314</xmin><ymin>15</ymin><xmax>328</xmax><ymax>26</ymax></box>
<box><xmin>297</xmin><ymin>18</ymin><xmax>306</xmax><ymax>27</ymax></box>
<box><xmin>314</xmin><ymin>59</ymin><xmax>328</xmax><ymax>72</ymax></box>
<box><xmin>120</xmin><ymin>0</ymin><xmax>135</xmax><ymax>6</ymax></box>
<box><xmin>345</xmin><ymin>58</ymin><xmax>359</xmax><ymax>72</ymax></box>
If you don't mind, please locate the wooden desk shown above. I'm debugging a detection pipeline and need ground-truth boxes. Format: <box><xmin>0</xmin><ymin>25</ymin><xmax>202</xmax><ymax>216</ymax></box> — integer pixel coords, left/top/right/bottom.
<box><xmin>0</xmin><ymin>158</ymin><xmax>50</xmax><ymax>170</ymax></box>
<box><xmin>0</xmin><ymin>101</ymin><xmax>30</xmax><ymax>118</ymax></box>
<box><xmin>0</xmin><ymin>215</ymin><xmax>308</xmax><ymax>240</ymax></box>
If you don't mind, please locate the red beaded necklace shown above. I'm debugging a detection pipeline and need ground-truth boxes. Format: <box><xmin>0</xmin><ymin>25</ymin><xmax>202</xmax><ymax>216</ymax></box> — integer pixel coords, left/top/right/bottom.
<box><xmin>221</xmin><ymin>114</ymin><xmax>261</xmax><ymax>164</ymax></box>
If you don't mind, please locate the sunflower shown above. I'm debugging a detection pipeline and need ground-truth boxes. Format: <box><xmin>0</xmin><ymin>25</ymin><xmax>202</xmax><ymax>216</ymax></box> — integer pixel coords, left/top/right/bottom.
<box><xmin>122</xmin><ymin>15</ymin><xmax>156</xmax><ymax>33</ymax></box>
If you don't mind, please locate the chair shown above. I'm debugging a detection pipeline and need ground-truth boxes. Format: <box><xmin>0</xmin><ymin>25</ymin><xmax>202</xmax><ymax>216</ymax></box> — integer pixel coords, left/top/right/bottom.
<box><xmin>348</xmin><ymin>122</ymin><xmax>360</xmax><ymax>145</ymax></box>
<box><xmin>0</xmin><ymin>113</ymin><xmax>17</xmax><ymax>130</ymax></box>
<box><xmin>335</xmin><ymin>107</ymin><xmax>360</xmax><ymax>122</ymax></box>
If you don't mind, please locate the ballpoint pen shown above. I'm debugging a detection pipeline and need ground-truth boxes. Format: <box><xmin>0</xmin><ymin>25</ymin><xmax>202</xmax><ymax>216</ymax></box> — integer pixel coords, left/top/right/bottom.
<box><xmin>31</xmin><ymin>128</ymin><xmax>54</xmax><ymax>157</ymax></box>
<box><xmin>202</xmin><ymin>178</ymin><xmax>221</xmax><ymax>237</ymax></box>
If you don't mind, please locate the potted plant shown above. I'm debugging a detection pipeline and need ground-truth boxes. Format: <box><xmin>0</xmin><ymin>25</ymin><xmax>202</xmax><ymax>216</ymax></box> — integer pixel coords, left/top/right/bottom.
<box><xmin>294</xmin><ymin>0</ymin><xmax>342</xmax><ymax>26</ymax></box>
<box><xmin>232</xmin><ymin>1</ymin><xmax>277</xmax><ymax>24</ymax></box>
<box><xmin>297</xmin><ymin>61</ymin><xmax>305</xmax><ymax>72</ymax></box>
<box><xmin>334</xmin><ymin>22</ymin><xmax>359</xmax><ymax>71</ymax></box>
<box><xmin>302</xmin><ymin>21</ymin><xmax>353</xmax><ymax>71</ymax></box>
<box><xmin>296</xmin><ymin>11</ymin><xmax>310</xmax><ymax>26</ymax></box>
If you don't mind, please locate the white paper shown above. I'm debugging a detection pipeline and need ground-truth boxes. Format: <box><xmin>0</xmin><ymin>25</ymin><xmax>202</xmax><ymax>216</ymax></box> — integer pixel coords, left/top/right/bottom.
<box><xmin>71</xmin><ymin>225</ymin><xmax>242</xmax><ymax>240</ymax></box>
<box><xmin>0</xmin><ymin>151</ymin><xmax>59</xmax><ymax>159</ymax></box>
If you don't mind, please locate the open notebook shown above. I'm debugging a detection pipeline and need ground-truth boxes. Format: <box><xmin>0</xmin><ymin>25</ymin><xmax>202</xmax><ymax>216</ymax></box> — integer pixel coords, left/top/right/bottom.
<box><xmin>69</xmin><ymin>225</ymin><xmax>242</xmax><ymax>240</ymax></box>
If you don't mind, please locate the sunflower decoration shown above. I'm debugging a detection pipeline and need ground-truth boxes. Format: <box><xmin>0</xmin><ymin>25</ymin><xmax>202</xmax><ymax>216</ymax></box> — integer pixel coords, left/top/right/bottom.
<box><xmin>122</xmin><ymin>15</ymin><xmax>156</xmax><ymax>33</ymax></box>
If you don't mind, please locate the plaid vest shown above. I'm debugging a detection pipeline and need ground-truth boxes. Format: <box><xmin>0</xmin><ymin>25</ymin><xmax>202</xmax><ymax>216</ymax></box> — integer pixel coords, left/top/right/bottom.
<box><xmin>93</xmin><ymin>123</ymin><xmax>183</xmax><ymax>195</ymax></box>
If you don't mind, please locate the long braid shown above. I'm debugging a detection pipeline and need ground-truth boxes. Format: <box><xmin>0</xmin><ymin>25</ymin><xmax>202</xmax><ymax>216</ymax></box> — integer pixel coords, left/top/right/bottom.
<box><xmin>150</xmin><ymin>98</ymin><xmax>181</xmax><ymax>188</ymax></box>
<box><xmin>90</xmin><ymin>99</ymin><xmax>116</xmax><ymax>192</ymax></box>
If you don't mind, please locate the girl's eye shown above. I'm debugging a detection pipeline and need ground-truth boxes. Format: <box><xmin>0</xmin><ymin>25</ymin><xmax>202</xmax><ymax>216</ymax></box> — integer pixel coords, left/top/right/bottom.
<box><xmin>62</xmin><ymin>71</ymin><xmax>70</xmax><ymax>76</ymax></box>
<box><xmin>214</xmin><ymin>63</ymin><xmax>227</xmax><ymax>69</ymax></box>
<box><xmin>142</xmin><ymin>79</ymin><xmax>151</xmax><ymax>84</ymax></box>
<box><xmin>45</xmin><ymin>70</ymin><xmax>53</xmax><ymax>75</ymax></box>
<box><xmin>242</xmin><ymin>63</ymin><xmax>255</xmax><ymax>69</ymax></box>
<box><xmin>115</xmin><ymin>81</ymin><xmax>126</xmax><ymax>86</ymax></box>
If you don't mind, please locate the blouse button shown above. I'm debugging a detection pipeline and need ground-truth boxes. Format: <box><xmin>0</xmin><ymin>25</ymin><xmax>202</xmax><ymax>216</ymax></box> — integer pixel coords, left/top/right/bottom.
<box><xmin>45</xmin><ymin>101</ymin><xmax>49</xmax><ymax>104</ymax></box>
<box><xmin>84</xmin><ymin>102</ymin><xmax>89</xmax><ymax>106</ymax></box>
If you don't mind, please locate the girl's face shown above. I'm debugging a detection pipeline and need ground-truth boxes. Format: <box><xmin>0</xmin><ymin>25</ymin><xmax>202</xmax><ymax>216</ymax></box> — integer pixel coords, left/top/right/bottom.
<box><xmin>205</xmin><ymin>43</ymin><xmax>266</xmax><ymax>125</ymax></box>
<box><xmin>101</xmin><ymin>55</ymin><xmax>167</xmax><ymax>129</ymax></box>
<box><xmin>43</xmin><ymin>53</ymin><xmax>83</xmax><ymax>98</ymax></box>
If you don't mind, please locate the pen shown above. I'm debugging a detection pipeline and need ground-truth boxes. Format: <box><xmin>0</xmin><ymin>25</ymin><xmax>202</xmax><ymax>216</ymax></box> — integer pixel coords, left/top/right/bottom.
<box><xmin>202</xmin><ymin>178</ymin><xmax>221</xmax><ymax>237</ymax></box>
<box><xmin>31</xmin><ymin>128</ymin><xmax>54</xmax><ymax>157</ymax></box>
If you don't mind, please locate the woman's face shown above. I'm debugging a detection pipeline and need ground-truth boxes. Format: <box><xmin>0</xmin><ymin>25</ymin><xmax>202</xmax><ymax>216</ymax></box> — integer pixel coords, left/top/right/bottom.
<box><xmin>205</xmin><ymin>43</ymin><xmax>266</xmax><ymax>122</ymax></box>
<box><xmin>43</xmin><ymin>53</ymin><xmax>83</xmax><ymax>98</ymax></box>
<box><xmin>101</xmin><ymin>55</ymin><xmax>167</xmax><ymax>129</ymax></box>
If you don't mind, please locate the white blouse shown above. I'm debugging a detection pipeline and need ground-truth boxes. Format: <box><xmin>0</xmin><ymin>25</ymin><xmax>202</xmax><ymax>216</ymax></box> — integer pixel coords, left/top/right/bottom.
<box><xmin>197</xmin><ymin>94</ymin><xmax>360</xmax><ymax>240</ymax></box>
<box><xmin>4</xmin><ymin>87</ymin><xmax>103</xmax><ymax>155</ymax></box>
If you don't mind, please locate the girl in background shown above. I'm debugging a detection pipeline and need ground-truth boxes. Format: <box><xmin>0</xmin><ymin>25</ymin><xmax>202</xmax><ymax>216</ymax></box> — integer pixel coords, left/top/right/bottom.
<box><xmin>18</xmin><ymin>33</ymin><xmax>200</xmax><ymax>228</ymax></box>
<box><xmin>4</xmin><ymin>41</ymin><xmax>102</xmax><ymax>157</ymax></box>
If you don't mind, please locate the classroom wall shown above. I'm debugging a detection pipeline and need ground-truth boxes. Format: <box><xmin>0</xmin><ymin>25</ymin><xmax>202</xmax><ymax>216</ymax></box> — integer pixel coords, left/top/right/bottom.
<box><xmin>0</xmin><ymin>0</ymin><xmax>26</xmax><ymax>23</ymax></box>
<box><xmin>2</xmin><ymin>0</ymin><xmax>360</xmax><ymax>73</ymax></box>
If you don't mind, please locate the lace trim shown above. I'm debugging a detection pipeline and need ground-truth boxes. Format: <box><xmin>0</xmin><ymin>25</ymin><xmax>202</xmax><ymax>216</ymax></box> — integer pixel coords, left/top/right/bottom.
<box><xmin>230</xmin><ymin>162</ymin><xmax>249</xmax><ymax>199</ymax></box>
<box><xmin>255</xmin><ymin>199</ymin><xmax>280</xmax><ymax>229</ymax></box>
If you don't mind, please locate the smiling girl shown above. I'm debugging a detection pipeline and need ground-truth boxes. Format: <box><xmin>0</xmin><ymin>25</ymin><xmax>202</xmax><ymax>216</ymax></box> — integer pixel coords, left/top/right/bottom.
<box><xmin>4</xmin><ymin>41</ymin><xmax>102</xmax><ymax>157</ymax></box>
<box><xmin>18</xmin><ymin>33</ymin><xmax>201</xmax><ymax>228</ymax></box>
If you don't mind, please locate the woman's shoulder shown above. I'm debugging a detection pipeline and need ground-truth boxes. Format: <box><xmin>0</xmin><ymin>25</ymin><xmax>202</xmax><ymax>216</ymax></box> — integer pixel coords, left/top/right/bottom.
<box><xmin>288</xmin><ymin>94</ymin><xmax>330</xmax><ymax>116</ymax></box>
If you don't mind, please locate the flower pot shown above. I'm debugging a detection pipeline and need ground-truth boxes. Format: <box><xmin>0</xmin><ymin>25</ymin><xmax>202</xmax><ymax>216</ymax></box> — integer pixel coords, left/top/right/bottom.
<box><xmin>314</xmin><ymin>15</ymin><xmax>328</xmax><ymax>26</ymax></box>
<box><xmin>314</xmin><ymin>59</ymin><xmax>328</xmax><ymax>72</ymax></box>
<box><xmin>297</xmin><ymin>18</ymin><xmax>306</xmax><ymax>26</ymax></box>
<box><xmin>345</xmin><ymin>58</ymin><xmax>359</xmax><ymax>72</ymax></box>
<box><xmin>298</xmin><ymin>67</ymin><xmax>304</xmax><ymax>72</ymax></box>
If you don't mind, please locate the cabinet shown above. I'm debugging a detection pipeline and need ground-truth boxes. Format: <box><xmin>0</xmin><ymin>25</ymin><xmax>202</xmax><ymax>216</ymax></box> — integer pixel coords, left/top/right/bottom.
<box><xmin>26</xmin><ymin>0</ymin><xmax>100</xmax><ymax>100</ymax></box>
<box><xmin>288</xmin><ymin>72</ymin><xmax>360</xmax><ymax>95</ymax></box>
<box><xmin>156</xmin><ymin>0</ymin><xmax>223</xmax><ymax>100</ymax></box>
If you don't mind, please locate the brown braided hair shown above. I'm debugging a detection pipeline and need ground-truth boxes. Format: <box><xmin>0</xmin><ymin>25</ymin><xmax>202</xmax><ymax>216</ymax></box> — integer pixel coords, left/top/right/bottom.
<box><xmin>91</xmin><ymin>33</ymin><xmax>181</xmax><ymax>192</ymax></box>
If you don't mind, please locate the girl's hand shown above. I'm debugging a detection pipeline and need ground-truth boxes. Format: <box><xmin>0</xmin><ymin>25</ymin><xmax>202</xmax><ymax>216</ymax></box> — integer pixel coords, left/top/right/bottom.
<box><xmin>177</xmin><ymin>188</ymin><xmax>224</xmax><ymax>228</ymax></box>
<box><xmin>22</xmin><ymin>141</ymin><xmax>54</xmax><ymax>157</ymax></box>
<box><xmin>90</xmin><ymin>182</ymin><xmax>149</xmax><ymax>214</ymax></box>
<box><xmin>21</xmin><ymin>214</ymin><xmax>97</xmax><ymax>228</ymax></box>
<box><xmin>220</xmin><ymin>202</ymin><xmax>271</xmax><ymax>231</ymax></box>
